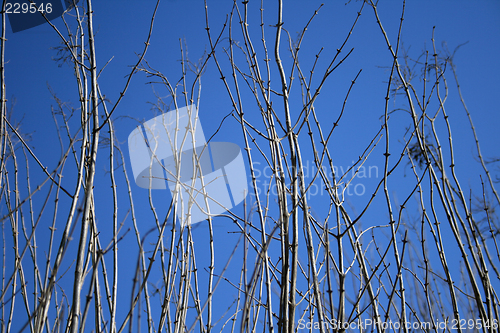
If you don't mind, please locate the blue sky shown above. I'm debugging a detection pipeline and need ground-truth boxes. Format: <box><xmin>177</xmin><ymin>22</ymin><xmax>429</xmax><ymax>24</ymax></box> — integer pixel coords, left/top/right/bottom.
<box><xmin>3</xmin><ymin>0</ymin><xmax>500</xmax><ymax>331</ymax></box>
<box><xmin>5</xmin><ymin>0</ymin><xmax>500</xmax><ymax>183</ymax></box>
